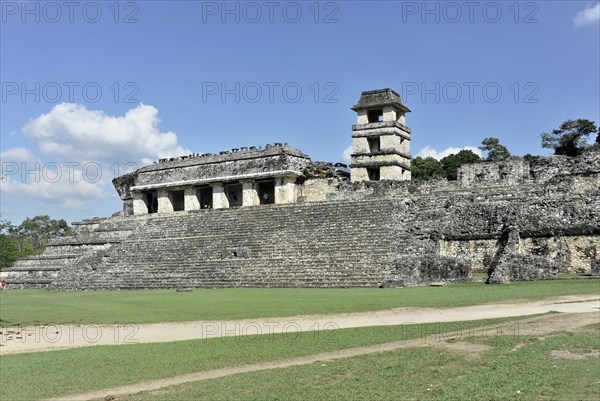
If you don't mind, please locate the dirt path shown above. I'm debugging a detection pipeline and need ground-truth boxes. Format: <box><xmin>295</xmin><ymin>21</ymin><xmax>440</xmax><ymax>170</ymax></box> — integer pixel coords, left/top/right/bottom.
<box><xmin>41</xmin><ymin>311</ymin><xmax>600</xmax><ymax>401</ymax></box>
<box><xmin>2</xmin><ymin>294</ymin><xmax>598</xmax><ymax>355</ymax></box>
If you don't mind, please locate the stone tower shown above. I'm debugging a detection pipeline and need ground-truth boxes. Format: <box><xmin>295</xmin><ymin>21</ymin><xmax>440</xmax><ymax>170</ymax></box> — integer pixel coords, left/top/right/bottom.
<box><xmin>350</xmin><ymin>88</ymin><xmax>411</xmax><ymax>182</ymax></box>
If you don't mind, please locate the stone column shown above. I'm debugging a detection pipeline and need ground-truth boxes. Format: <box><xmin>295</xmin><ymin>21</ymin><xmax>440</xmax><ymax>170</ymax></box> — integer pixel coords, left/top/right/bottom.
<box><xmin>132</xmin><ymin>192</ymin><xmax>148</xmax><ymax>215</ymax></box>
<box><xmin>157</xmin><ymin>190</ymin><xmax>173</xmax><ymax>213</ymax></box>
<box><xmin>274</xmin><ymin>177</ymin><xmax>297</xmax><ymax>204</ymax></box>
<box><xmin>184</xmin><ymin>187</ymin><xmax>200</xmax><ymax>211</ymax></box>
<box><xmin>383</xmin><ymin>105</ymin><xmax>397</xmax><ymax>122</ymax></box>
<box><xmin>211</xmin><ymin>183</ymin><xmax>228</xmax><ymax>209</ymax></box>
<box><xmin>242</xmin><ymin>180</ymin><xmax>258</xmax><ymax>207</ymax></box>
<box><xmin>350</xmin><ymin>168</ymin><xmax>369</xmax><ymax>182</ymax></box>
<box><xmin>356</xmin><ymin>109</ymin><xmax>368</xmax><ymax>124</ymax></box>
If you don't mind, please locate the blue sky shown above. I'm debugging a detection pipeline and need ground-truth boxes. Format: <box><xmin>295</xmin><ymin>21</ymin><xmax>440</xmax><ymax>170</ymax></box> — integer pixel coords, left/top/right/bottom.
<box><xmin>1</xmin><ymin>0</ymin><xmax>599</xmax><ymax>224</ymax></box>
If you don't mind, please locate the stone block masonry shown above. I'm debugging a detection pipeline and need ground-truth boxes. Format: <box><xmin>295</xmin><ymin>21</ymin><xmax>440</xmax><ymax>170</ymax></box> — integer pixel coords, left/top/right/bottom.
<box><xmin>52</xmin><ymin>199</ymin><xmax>398</xmax><ymax>290</ymax></box>
<box><xmin>1</xmin><ymin>88</ymin><xmax>598</xmax><ymax>289</ymax></box>
<box><xmin>2</xmin><ymin>151</ymin><xmax>599</xmax><ymax>289</ymax></box>
<box><xmin>592</xmin><ymin>259</ymin><xmax>600</xmax><ymax>276</ymax></box>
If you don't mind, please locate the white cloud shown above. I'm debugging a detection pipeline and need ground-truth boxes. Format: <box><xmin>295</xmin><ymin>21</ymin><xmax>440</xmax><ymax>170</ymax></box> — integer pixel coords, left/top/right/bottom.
<box><xmin>416</xmin><ymin>146</ymin><xmax>482</xmax><ymax>160</ymax></box>
<box><xmin>1</xmin><ymin>146</ymin><xmax>105</xmax><ymax>211</ymax></box>
<box><xmin>60</xmin><ymin>198</ymin><xmax>89</xmax><ymax>210</ymax></box>
<box><xmin>22</xmin><ymin>103</ymin><xmax>190</xmax><ymax>164</ymax></box>
<box><xmin>1</xmin><ymin>166</ymin><xmax>105</xmax><ymax>200</ymax></box>
<box><xmin>2</xmin><ymin>103</ymin><xmax>192</xmax><ymax>218</ymax></box>
<box><xmin>0</xmin><ymin>147</ymin><xmax>38</xmax><ymax>164</ymax></box>
<box><xmin>2</xmin><ymin>103</ymin><xmax>191</xmax><ymax>218</ymax></box>
<box><xmin>574</xmin><ymin>3</ymin><xmax>600</xmax><ymax>26</ymax></box>
<box><xmin>340</xmin><ymin>145</ymin><xmax>353</xmax><ymax>165</ymax></box>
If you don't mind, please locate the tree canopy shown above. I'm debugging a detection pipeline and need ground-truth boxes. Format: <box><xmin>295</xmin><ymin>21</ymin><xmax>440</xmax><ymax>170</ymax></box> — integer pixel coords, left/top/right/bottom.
<box><xmin>541</xmin><ymin>119</ymin><xmax>598</xmax><ymax>157</ymax></box>
<box><xmin>411</xmin><ymin>157</ymin><xmax>446</xmax><ymax>181</ymax></box>
<box><xmin>480</xmin><ymin>137</ymin><xmax>511</xmax><ymax>161</ymax></box>
<box><xmin>17</xmin><ymin>215</ymin><xmax>71</xmax><ymax>249</ymax></box>
<box><xmin>0</xmin><ymin>215</ymin><xmax>71</xmax><ymax>269</ymax></box>
<box><xmin>440</xmin><ymin>150</ymin><xmax>482</xmax><ymax>181</ymax></box>
<box><xmin>0</xmin><ymin>234</ymin><xmax>20</xmax><ymax>269</ymax></box>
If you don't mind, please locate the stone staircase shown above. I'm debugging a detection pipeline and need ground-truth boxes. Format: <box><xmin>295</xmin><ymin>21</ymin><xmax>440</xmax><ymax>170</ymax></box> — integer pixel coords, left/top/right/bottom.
<box><xmin>6</xmin><ymin>175</ymin><xmax>594</xmax><ymax>290</ymax></box>
<box><xmin>57</xmin><ymin>199</ymin><xmax>397</xmax><ymax>290</ymax></box>
<box><xmin>0</xmin><ymin>216</ymin><xmax>147</xmax><ymax>289</ymax></box>
<box><xmin>0</xmin><ymin>254</ymin><xmax>75</xmax><ymax>288</ymax></box>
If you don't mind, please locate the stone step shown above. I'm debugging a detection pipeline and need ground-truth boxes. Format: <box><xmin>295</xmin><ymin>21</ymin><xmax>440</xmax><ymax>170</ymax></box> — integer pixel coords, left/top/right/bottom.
<box><xmin>4</xmin><ymin>279</ymin><xmax>53</xmax><ymax>284</ymax></box>
<box><xmin>4</xmin><ymin>267</ymin><xmax>62</xmax><ymax>272</ymax></box>
<box><xmin>19</xmin><ymin>254</ymin><xmax>78</xmax><ymax>260</ymax></box>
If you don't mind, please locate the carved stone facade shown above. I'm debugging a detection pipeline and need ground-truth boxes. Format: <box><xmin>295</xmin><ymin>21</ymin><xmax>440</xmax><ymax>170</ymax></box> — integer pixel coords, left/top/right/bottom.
<box><xmin>113</xmin><ymin>144</ymin><xmax>310</xmax><ymax>216</ymax></box>
<box><xmin>2</xmin><ymin>89</ymin><xmax>599</xmax><ymax>290</ymax></box>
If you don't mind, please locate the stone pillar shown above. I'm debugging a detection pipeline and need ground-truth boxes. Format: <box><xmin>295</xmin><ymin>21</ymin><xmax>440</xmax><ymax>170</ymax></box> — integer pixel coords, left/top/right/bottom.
<box><xmin>242</xmin><ymin>180</ymin><xmax>258</xmax><ymax>207</ymax></box>
<box><xmin>184</xmin><ymin>187</ymin><xmax>200</xmax><ymax>211</ymax></box>
<box><xmin>122</xmin><ymin>198</ymin><xmax>134</xmax><ymax>216</ymax></box>
<box><xmin>380</xmin><ymin>165</ymin><xmax>403</xmax><ymax>180</ymax></box>
<box><xmin>274</xmin><ymin>177</ymin><xmax>297</xmax><ymax>204</ymax></box>
<box><xmin>383</xmin><ymin>105</ymin><xmax>396</xmax><ymax>122</ymax></box>
<box><xmin>350</xmin><ymin>168</ymin><xmax>369</xmax><ymax>182</ymax></box>
<box><xmin>157</xmin><ymin>190</ymin><xmax>173</xmax><ymax>213</ymax></box>
<box><xmin>132</xmin><ymin>192</ymin><xmax>148</xmax><ymax>215</ymax></box>
<box><xmin>356</xmin><ymin>109</ymin><xmax>369</xmax><ymax>124</ymax></box>
<box><xmin>211</xmin><ymin>183</ymin><xmax>228</xmax><ymax>209</ymax></box>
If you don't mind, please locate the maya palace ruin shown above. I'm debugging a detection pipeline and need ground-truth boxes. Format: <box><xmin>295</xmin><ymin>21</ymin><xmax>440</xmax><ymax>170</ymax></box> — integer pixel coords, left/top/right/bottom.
<box><xmin>2</xmin><ymin>89</ymin><xmax>599</xmax><ymax>289</ymax></box>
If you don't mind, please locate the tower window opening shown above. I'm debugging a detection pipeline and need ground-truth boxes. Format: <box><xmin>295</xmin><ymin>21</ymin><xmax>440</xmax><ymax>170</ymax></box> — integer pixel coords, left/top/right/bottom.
<box><xmin>367</xmin><ymin>109</ymin><xmax>384</xmax><ymax>123</ymax></box>
<box><xmin>367</xmin><ymin>167</ymin><xmax>380</xmax><ymax>181</ymax></box>
<box><xmin>367</xmin><ymin>137</ymin><xmax>380</xmax><ymax>153</ymax></box>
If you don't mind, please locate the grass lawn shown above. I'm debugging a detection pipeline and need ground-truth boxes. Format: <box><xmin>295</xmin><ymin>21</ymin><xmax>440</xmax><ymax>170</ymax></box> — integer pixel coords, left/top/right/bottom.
<box><xmin>114</xmin><ymin>326</ymin><xmax>600</xmax><ymax>401</ymax></box>
<box><xmin>0</xmin><ymin>316</ymin><xmax>539</xmax><ymax>401</ymax></box>
<box><xmin>1</xmin><ymin>280</ymin><xmax>598</xmax><ymax>326</ymax></box>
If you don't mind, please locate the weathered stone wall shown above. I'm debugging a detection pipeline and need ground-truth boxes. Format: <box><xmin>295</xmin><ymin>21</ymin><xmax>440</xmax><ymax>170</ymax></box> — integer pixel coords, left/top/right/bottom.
<box><xmin>521</xmin><ymin>236</ymin><xmax>599</xmax><ymax>273</ymax></box>
<box><xmin>323</xmin><ymin>153</ymin><xmax>600</xmax><ymax>281</ymax></box>
<box><xmin>442</xmin><ymin>236</ymin><xmax>600</xmax><ymax>273</ymax></box>
<box><xmin>136</xmin><ymin>154</ymin><xmax>309</xmax><ymax>187</ymax></box>
<box><xmin>591</xmin><ymin>259</ymin><xmax>600</xmax><ymax>276</ymax></box>
<box><xmin>300</xmin><ymin>178</ymin><xmax>341</xmax><ymax>202</ymax></box>
<box><xmin>3</xmin><ymin>152</ymin><xmax>599</xmax><ymax>289</ymax></box>
<box><xmin>458</xmin><ymin>159</ymin><xmax>530</xmax><ymax>187</ymax></box>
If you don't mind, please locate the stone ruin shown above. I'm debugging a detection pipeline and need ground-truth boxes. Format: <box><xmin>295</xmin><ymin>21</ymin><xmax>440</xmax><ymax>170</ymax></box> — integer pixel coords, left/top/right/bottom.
<box><xmin>1</xmin><ymin>88</ymin><xmax>599</xmax><ymax>290</ymax></box>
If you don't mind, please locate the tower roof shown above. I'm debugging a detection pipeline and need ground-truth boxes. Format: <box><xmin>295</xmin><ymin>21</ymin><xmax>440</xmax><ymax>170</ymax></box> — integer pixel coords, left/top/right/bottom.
<box><xmin>351</xmin><ymin>88</ymin><xmax>411</xmax><ymax>113</ymax></box>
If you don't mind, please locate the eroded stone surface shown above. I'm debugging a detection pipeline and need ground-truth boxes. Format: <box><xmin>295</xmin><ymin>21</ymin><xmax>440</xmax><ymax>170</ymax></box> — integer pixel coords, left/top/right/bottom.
<box><xmin>1</xmin><ymin>89</ymin><xmax>599</xmax><ymax>290</ymax></box>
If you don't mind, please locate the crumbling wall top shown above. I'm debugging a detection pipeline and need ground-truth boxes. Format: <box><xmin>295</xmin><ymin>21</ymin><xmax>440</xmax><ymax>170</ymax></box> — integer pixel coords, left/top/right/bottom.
<box><xmin>458</xmin><ymin>159</ymin><xmax>530</xmax><ymax>188</ymax></box>
<box><xmin>138</xmin><ymin>143</ymin><xmax>310</xmax><ymax>173</ymax></box>
<box><xmin>457</xmin><ymin>151</ymin><xmax>600</xmax><ymax>188</ymax></box>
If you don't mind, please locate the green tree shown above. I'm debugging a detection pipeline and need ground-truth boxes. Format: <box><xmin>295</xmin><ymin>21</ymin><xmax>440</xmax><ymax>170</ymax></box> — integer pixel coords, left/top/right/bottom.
<box><xmin>411</xmin><ymin>157</ymin><xmax>446</xmax><ymax>181</ymax></box>
<box><xmin>441</xmin><ymin>150</ymin><xmax>482</xmax><ymax>181</ymax></box>
<box><xmin>480</xmin><ymin>137</ymin><xmax>511</xmax><ymax>161</ymax></box>
<box><xmin>18</xmin><ymin>215</ymin><xmax>71</xmax><ymax>250</ymax></box>
<box><xmin>593</xmin><ymin>131</ymin><xmax>600</xmax><ymax>151</ymax></box>
<box><xmin>1</xmin><ymin>215</ymin><xmax>71</xmax><ymax>259</ymax></box>
<box><xmin>0</xmin><ymin>234</ymin><xmax>20</xmax><ymax>269</ymax></box>
<box><xmin>541</xmin><ymin>119</ymin><xmax>598</xmax><ymax>157</ymax></box>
